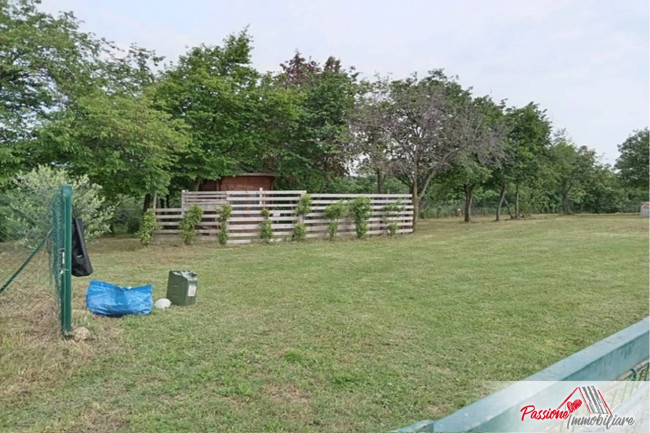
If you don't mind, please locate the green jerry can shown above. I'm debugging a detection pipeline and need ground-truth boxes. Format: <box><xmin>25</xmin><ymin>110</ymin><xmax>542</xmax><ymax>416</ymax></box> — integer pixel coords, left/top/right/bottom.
<box><xmin>166</xmin><ymin>271</ymin><xmax>198</xmax><ymax>306</ymax></box>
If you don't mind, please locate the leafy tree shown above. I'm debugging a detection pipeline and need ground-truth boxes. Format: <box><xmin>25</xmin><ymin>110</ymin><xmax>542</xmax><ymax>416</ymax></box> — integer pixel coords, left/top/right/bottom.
<box><xmin>0</xmin><ymin>165</ymin><xmax>113</xmax><ymax>246</ymax></box>
<box><xmin>274</xmin><ymin>53</ymin><xmax>358</xmax><ymax>191</ymax></box>
<box><xmin>444</xmin><ymin>96</ymin><xmax>506</xmax><ymax>222</ymax></box>
<box><xmin>39</xmin><ymin>91</ymin><xmax>188</xmax><ymax>202</ymax></box>
<box><xmin>380</xmin><ymin>71</ymin><xmax>496</xmax><ymax>227</ymax></box>
<box><xmin>577</xmin><ymin>165</ymin><xmax>625</xmax><ymax>213</ymax></box>
<box><xmin>547</xmin><ymin>131</ymin><xmax>598</xmax><ymax>215</ymax></box>
<box><xmin>1</xmin><ymin>0</ymin><xmax>185</xmax><ymax>209</ymax></box>
<box><xmin>495</xmin><ymin>103</ymin><xmax>552</xmax><ymax>220</ymax></box>
<box><xmin>0</xmin><ymin>0</ymin><xmax>101</xmax><ymax>186</ymax></box>
<box><xmin>615</xmin><ymin>128</ymin><xmax>649</xmax><ymax>192</ymax></box>
<box><xmin>350</xmin><ymin>80</ymin><xmax>393</xmax><ymax>193</ymax></box>
<box><xmin>154</xmin><ymin>31</ymin><xmax>281</xmax><ymax>192</ymax></box>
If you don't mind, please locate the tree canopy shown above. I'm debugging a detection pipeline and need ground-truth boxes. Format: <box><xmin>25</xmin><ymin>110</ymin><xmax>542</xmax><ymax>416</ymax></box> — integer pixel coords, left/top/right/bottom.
<box><xmin>615</xmin><ymin>128</ymin><xmax>649</xmax><ymax>191</ymax></box>
<box><xmin>1</xmin><ymin>0</ymin><xmax>646</xmax><ymax>231</ymax></box>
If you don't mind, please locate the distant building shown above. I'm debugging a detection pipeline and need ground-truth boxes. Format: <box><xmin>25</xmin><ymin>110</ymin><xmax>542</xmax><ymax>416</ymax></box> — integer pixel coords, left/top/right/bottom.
<box><xmin>198</xmin><ymin>173</ymin><xmax>276</xmax><ymax>192</ymax></box>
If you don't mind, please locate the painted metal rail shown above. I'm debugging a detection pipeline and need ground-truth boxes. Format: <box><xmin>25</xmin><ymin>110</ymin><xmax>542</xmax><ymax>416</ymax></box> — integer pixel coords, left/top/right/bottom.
<box><xmin>394</xmin><ymin>317</ymin><xmax>649</xmax><ymax>432</ymax></box>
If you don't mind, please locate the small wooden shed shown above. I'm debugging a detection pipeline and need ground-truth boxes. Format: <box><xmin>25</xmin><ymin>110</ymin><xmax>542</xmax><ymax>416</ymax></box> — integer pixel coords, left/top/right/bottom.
<box><xmin>198</xmin><ymin>173</ymin><xmax>276</xmax><ymax>192</ymax></box>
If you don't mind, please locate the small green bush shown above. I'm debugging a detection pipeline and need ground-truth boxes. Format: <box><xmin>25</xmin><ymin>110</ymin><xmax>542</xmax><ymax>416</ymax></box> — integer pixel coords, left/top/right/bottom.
<box><xmin>180</xmin><ymin>204</ymin><xmax>203</xmax><ymax>245</ymax></box>
<box><xmin>384</xmin><ymin>200</ymin><xmax>404</xmax><ymax>235</ymax></box>
<box><xmin>292</xmin><ymin>194</ymin><xmax>311</xmax><ymax>242</ymax></box>
<box><xmin>350</xmin><ymin>197</ymin><xmax>372</xmax><ymax>239</ymax></box>
<box><xmin>296</xmin><ymin>194</ymin><xmax>312</xmax><ymax>216</ymax></box>
<box><xmin>260</xmin><ymin>208</ymin><xmax>273</xmax><ymax>244</ymax></box>
<box><xmin>137</xmin><ymin>209</ymin><xmax>158</xmax><ymax>246</ymax></box>
<box><xmin>110</xmin><ymin>195</ymin><xmax>142</xmax><ymax>234</ymax></box>
<box><xmin>217</xmin><ymin>204</ymin><xmax>232</xmax><ymax>246</ymax></box>
<box><xmin>324</xmin><ymin>201</ymin><xmax>348</xmax><ymax>240</ymax></box>
<box><xmin>2</xmin><ymin>165</ymin><xmax>114</xmax><ymax>247</ymax></box>
<box><xmin>292</xmin><ymin>222</ymin><xmax>307</xmax><ymax>242</ymax></box>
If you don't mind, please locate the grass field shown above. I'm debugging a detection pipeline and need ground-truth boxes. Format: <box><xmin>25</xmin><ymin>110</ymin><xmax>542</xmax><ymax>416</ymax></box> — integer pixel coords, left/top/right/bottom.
<box><xmin>1</xmin><ymin>214</ymin><xmax>648</xmax><ymax>432</ymax></box>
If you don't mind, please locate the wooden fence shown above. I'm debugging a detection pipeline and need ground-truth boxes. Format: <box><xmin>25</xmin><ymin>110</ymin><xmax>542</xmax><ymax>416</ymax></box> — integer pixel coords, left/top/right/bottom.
<box><xmin>155</xmin><ymin>190</ymin><xmax>414</xmax><ymax>244</ymax></box>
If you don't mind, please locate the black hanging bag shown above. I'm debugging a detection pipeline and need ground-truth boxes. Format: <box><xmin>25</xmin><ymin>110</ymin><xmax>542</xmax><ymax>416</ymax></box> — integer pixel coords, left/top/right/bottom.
<box><xmin>72</xmin><ymin>218</ymin><xmax>93</xmax><ymax>277</ymax></box>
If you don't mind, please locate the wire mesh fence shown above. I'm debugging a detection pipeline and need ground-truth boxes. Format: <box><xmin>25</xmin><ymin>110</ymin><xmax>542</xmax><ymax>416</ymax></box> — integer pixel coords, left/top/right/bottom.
<box><xmin>0</xmin><ymin>185</ymin><xmax>72</xmax><ymax>341</ymax></box>
<box><xmin>419</xmin><ymin>200</ymin><xmax>501</xmax><ymax>219</ymax></box>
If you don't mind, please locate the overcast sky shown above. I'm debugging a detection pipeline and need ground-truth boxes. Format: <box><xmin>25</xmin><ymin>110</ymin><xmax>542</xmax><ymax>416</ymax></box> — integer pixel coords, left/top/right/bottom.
<box><xmin>40</xmin><ymin>0</ymin><xmax>649</xmax><ymax>164</ymax></box>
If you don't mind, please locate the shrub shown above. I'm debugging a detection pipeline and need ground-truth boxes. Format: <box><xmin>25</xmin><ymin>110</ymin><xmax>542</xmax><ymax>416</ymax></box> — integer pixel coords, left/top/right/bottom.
<box><xmin>383</xmin><ymin>200</ymin><xmax>404</xmax><ymax>235</ymax></box>
<box><xmin>293</xmin><ymin>194</ymin><xmax>311</xmax><ymax>242</ymax></box>
<box><xmin>217</xmin><ymin>203</ymin><xmax>232</xmax><ymax>246</ymax></box>
<box><xmin>296</xmin><ymin>193</ymin><xmax>312</xmax><ymax>216</ymax></box>
<box><xmin>110</xmin><ymin>195</ymin><xmax>142</xmax><ymax>234</ymax></box>
<box><xmin>292</xmin><ymin>221</ymin><xmax>307</xmax><ymax>242</ymax></box>
<box><xmin>137</xmin><ymin>210</ymin><xmax>158</xmax><ymax>246</ymax></box>
<box><xmin>179</xmin><ymin>204</ymin><xmax>203</xmax><ymax>245</ymax></box>
<box><xmin>350</xmin><ymin>197</ymin><xmax>372</xmax><ymax>239</ymax></box>
<box><xmin>0</xmin><ymin>165</ymin><xmax>114</xmax><ymax>247</ymax></box>
<box><xmin>324</xmin><ymin>201</ymin><xmax>348</xmax><ymax>240</ymax></box>
<box><xmin>260</xmin><ymin>208</ymin><xmax>273</xmax><ymax>244</ymax></box>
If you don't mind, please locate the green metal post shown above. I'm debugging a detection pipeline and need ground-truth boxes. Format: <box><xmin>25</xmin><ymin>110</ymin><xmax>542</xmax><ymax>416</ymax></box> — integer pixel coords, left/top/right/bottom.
<box><xmin>61</xmin><ymin>185</ymin><xmax>73</xmax><ymax>335</ymax></box>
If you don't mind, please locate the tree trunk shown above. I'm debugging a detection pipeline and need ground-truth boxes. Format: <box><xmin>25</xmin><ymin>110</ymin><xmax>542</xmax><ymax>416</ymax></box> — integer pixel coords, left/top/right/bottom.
<box><xmin>193</xmin><ymin>177</ymin><xmax>202</xmax><ymax>191</ymax></box>
<box><xmin>143</xmin><ymin>193</ymin><xmax>152</xmax><ymax>213</ymax></box>
<box><xmin>464</xmin><ymin>184</ymin><xmax>475</xmax><ymax>223</ymax></box>
<box><xmin>504</xmin><ymin>199</ymin><xmax>515</xmax><ymax>219</ymax></box>
<box><xmin>411</xmin><ymin>185</ymin><xmax>418</xmax><ymax>231</ymax></box>
<box><xmin>515</xmin><ymin>183</ymin><xmax>520</xmax><ymax>219</ymax></box>
<box><xmin>562</xmin><ymin>193</ymin><xmax>572</xmax><ymax>215</ymax></box>
<box><xmin>496</xmin><ymin>182</ymin><xmax>507</xmax><ymax>221</ymax></box>
<box><xmin>376</xmin><ymin>170</ymin><xmax>384</xmax><ymax>194</ymax></box>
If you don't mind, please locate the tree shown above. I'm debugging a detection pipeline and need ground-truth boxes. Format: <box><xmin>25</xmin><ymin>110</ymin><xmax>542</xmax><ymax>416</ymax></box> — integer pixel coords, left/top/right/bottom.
<box><xmin>615</xmin><ymin>128</ymin><xmax>649</xmax><ymax>191</ymax></box>
<box><xmin>547</xmin><ymin>131</ymin><xmax>598</xmax><ymax>215</ymax></box>
<box><xmin>274</xmin><ymin>52</ymin><xmax>358</xmax><ymax>191</ymax></box>
<box><xmin>154</xmin><ymin>31</ymin><xmax>279</xmax><ymax>192</ymax></box>
<box><xmin>1</xmin><ymin>0</ymin><xmax>183</xmax><ymax>209</ymax></box>
<box><xmin>577</xmin><ymin>164</ymin><xmax>625</xmax><ymax>213</ymax></box>
<box><xmin>380</xmin><ymin>71</ymin><xmax>495</xmax><ymax>228</ymax></box>
<box><xmin>39</xmin><ymin>90</ymin><xmax>188</xmax><ymax>203</ymax></box>
<box><xmin>442</xmin><ymin>97</ymin><xmax>506</xmax><ymax>222</ymax></box>
<box><xmin>495</xmin><ymin>103</ymin><xmax>552</xmax><ymax>220</ymax></box>
<box><xmin>0</xmin><ymin>0</ymin><xmax>101</xmax><ymax>186</ymax></box>
<box><xmin>350</xmin><ymin>80</ymin><xmax>393</xmax><ymax>193</ymax></box>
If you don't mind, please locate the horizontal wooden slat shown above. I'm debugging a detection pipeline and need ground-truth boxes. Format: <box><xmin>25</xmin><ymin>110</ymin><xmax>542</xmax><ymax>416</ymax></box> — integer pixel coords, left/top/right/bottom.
<box><xmin>184</xmin><ymin>190</ymin><xmax>305</xmax><ymax>196</ymax></box>
<box><xmin>225</xmin><ymin>196</ymin><xmax>302</xmax><ymax>202</ymax></box>
<box><xmin>308</xmin><ymin>205</ymin><xmax>413</xmax><ymax>212</ymax></box>
<box><xmin>310</xmin><ymin>199</ymin><xmax>409</xmax><ymax>204</ymax></box>
<box><xmin>229</xmin><ymin>203</ymin><xmax>297</xmax><ymax>209</ymax></box>
<box><xmin>311</xmin><ymin>193</ymin><xmax>411</xmax><ymax>198</ymax></box>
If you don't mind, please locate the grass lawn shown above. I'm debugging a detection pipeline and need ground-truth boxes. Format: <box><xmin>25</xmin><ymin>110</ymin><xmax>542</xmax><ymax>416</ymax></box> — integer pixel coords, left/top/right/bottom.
<box><xmin>1</xmin><ymin>214</ymin><xmax>648</xmax><ymax>432</ymax></box>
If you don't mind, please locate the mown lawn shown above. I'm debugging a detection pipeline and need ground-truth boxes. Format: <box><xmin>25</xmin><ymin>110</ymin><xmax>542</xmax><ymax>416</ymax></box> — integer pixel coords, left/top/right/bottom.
<box><xmin>1</xmin><ymin>215</ymin><xmax>648</xmax><ymax>432</ymax></box>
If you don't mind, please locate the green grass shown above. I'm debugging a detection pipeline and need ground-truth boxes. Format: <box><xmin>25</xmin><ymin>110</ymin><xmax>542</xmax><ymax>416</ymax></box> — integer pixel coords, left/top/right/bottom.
<box><xmin>1</xmin><ymin>215</ymin><xmax>648</xmax><ymax>432</ymax></box>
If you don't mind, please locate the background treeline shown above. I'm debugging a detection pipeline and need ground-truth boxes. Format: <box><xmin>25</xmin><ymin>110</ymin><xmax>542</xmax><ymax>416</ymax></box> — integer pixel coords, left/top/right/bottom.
<box><xmin>1</xmin><ymin>0</ymin><xmax>648</xmax><ymax>237</ymax></box>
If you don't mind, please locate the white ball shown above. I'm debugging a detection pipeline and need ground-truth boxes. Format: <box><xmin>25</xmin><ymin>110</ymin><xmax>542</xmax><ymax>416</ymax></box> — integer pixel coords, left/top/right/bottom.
<box><xmin>154</xmin><ymin>298</ymin><xmax>172</xmax><ymax>310</ymax></box>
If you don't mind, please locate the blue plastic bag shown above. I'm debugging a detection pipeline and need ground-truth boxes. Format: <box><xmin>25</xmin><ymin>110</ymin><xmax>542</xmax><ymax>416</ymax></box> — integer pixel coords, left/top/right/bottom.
<box><xmin>86</xmin><ymin>280</ymin><xmax>153</xmax><ymax>317</ymax></box>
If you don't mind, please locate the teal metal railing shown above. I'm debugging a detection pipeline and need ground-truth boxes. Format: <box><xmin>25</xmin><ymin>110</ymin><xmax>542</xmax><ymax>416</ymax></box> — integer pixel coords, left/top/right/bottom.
<box><xmin>395</xmin><ymin>317</ymin><xmax>649</xmax><ymax>432</ymax></box>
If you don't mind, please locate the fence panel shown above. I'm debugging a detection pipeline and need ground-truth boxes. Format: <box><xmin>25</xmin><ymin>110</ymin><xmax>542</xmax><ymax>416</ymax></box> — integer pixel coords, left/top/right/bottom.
<box><xmin>0</xmin><ymin>185</ymin><xmax>73</xmax><ymax>339</ymax></box>
<box><xmin>155</xmin><ymin>190</ymin><xmax>414</xmax><ymax>244</ymax></box>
